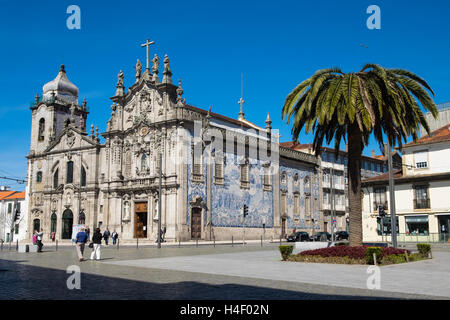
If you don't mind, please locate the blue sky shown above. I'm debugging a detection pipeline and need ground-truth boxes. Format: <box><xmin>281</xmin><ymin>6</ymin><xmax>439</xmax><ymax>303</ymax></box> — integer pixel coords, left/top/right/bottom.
<box><xmin>0</xmin><ymin>0</ymin><xmax>449</xmax><ymax>190</ymax></box>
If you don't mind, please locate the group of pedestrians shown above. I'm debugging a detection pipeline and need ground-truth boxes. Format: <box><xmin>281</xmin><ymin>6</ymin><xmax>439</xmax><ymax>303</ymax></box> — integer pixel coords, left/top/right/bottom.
<box><xmin>74</xmin><ymin>227</ymin><xmax>119</xmax><ymax>262</ymax></box>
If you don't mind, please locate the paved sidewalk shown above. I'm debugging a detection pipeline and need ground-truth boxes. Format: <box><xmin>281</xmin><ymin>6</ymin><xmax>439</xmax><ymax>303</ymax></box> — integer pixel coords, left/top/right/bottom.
<box><xmin>106</xmin><ymin>249</ymin><xmax>450</xmax><ymax>298</ymax></box>
<box><xmin>0</xmin><ymin>245</ymin><xmax>447</xmax><ymax>299</ymax></box>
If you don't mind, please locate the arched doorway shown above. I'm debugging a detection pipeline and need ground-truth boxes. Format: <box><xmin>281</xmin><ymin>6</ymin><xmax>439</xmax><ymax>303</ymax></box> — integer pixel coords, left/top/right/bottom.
<box><xmin>33</xmin><ymin>219</ymin><xmax>40</xmax><ymax>232</ymax></box>
<box><xmin>62</xmin><ymin>209</ymin><xmax>73</xmax><ymax>239</ymax></box>
<box><xmin>50</xmin><ymin>213</ymin><xmax>57</xmax><ymax>234</ymax></box>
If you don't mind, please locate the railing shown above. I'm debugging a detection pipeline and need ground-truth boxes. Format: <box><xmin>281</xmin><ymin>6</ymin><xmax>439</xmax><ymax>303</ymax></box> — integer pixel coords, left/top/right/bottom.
<box><xmin>378</xmin><ymin>233</ymin><xmax>450</xmax><ymax>243</ymax></box>
<box><xmin>414</xmin><ymin>199</ymin><xmax>430</xmax><ymax>209</ymax></box>
<box><xmin>373</xmin><ymin>201</ymin><xmax>388</xmax><ymax>211</ymax></box>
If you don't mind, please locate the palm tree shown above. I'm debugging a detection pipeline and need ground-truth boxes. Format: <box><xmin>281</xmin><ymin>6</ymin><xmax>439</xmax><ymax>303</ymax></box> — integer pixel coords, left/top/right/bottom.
<box><xmin>282</xmin><ymin>64</ymin><xmax>438</xmax><ymax>246</ymax></box>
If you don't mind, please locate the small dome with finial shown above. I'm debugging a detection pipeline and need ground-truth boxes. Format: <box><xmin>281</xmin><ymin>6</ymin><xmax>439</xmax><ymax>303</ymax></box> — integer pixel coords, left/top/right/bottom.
<box><xmin>42</xmin><ymin>65</ymin><xmax>79</xmax><ymax>104</ymax></box>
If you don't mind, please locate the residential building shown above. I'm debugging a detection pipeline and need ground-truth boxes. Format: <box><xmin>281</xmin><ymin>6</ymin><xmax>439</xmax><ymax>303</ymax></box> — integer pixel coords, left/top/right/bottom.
<box><xmin>362</xmin><ymin>124</ymin><xmax>450</xmax><ymax>243</ymax></box>
<box><xmin>280</xmin><ymin>142</ymin><xmax>396</xmax><ymax>233</ymax></box>
<box><xmin>0</xmin><ymin>187</ymin><xmax>27</xmax><ymax>243</ymax></box>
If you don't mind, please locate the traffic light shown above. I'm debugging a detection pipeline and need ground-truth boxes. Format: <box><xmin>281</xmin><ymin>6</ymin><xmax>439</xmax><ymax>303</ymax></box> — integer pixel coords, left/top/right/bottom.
<box><xmin>378</xmin><ymin>205</ymin><xmax>385</xmax><ymax>217</ymax></box>
<box><xmin>243</xmin><ymin>204</ymin><xmax>249</xmax><ymax>218</ymax></box>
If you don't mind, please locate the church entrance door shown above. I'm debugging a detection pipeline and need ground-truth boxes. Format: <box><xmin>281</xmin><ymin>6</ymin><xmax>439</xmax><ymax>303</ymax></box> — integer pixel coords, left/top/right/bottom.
<box><xmin>134</xmin><ymin>202</ymin><xmax>148</xmax><ymax>238</ymax></box>
<box><xmin>62</xmin><ymin>209</ymin><xmax>73</xmax><ymax>239</ymax></box>
<box><xmin>191</xmin><ymin>208</ymin><xmax>202</xmax><ymax>239</ymax></box>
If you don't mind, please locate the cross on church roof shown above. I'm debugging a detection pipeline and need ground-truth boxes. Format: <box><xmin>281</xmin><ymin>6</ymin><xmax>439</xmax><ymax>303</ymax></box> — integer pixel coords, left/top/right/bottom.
<box><xmin>238</xmin><ymin>97</ymin><xmax>245</xmax><ymax>120</ymax></box>
<box><xmin>141</xmin><ymin>39</ymin><xmax>155</xmax><ymax>70</ymax></box>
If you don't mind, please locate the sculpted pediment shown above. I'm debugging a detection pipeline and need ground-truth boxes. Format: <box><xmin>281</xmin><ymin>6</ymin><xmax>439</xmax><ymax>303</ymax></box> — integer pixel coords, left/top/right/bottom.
<box><xmin>45</xmin><ymin>126</ymin><xmax>98</xmax><ymax>153</ymax></box>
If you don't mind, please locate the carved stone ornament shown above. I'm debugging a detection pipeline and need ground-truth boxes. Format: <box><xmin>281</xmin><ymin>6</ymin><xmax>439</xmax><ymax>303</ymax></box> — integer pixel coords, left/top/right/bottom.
<box><xmin>66</xmin><ymin>130</ymin><xmax>76</xmax><ymax>148</ymax></box>
<box><xmin>139</xmin><ymin>126</ymin><xmax>149</xmax><ymax>137</ymax></box>
<box><xmin>31</xmin><ymin>208</ymin><xmax>43</xmax><ymax>218</ymax></box>
<box><xmin>189</xmin><ymin>195</ymin><xmax>204</xmax><ymax>208</ymax></box>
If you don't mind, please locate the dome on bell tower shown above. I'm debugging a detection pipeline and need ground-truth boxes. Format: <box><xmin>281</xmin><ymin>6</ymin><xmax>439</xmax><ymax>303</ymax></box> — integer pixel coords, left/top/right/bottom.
<box><xmin>42</xmin><ymin>65</ymin><xmax>79</xmax><ymax>104</ymax></box>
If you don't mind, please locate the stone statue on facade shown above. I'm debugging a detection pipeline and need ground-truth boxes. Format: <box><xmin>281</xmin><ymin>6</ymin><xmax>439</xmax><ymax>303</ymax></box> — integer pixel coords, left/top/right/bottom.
<box><xmin>115</xmin><ymin>70</ymin><xmax>125</xmax><ymax>96</ymax></box>
<box><xmin>152</xmin><ymin>54</ymin><xmax>159</xmax><ymax>82</ymax></box>
<box><xmin>134</xmin><ymin>59</ymin><xmax>142</xmax><ymax>82</ymax></box>
<box><xmin>162</xmin><ymin>54</ymin><xmax>172</xmax><ymax>84</ymax></box>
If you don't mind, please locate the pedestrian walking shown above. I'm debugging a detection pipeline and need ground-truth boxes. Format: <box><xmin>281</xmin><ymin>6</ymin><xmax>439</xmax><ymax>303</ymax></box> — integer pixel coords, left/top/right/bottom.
<box><xmin>90</xmin><ymin>228</ymin><xmax>102</xmax><ymax>261</ymax></box>
<box><xmin>75</xmin><ymin>227</ymin><xmax>88</xmax><ymax>262</ymax></box>
<box><xmin>112</xmin><ymin>230</ymin><xmax>118</xmax><ymax>245</ymax></box>
<box><xmin>85</xmin><ymin>228</ymin><xmax>90</xmax><ymax>242</ymax></box>
<box><xmin>36</xmin><ymin>228</ymin><xmax>44</xmax><ymax>252</ymax></box>
<box><xmin>32</xmin><ymin>231</ymin><xmax>37</xmax><ymax>245</ymax></box>
<box><xmin>103</xmin><ymin>228</ymin><xmax>110</xmax><ymax>245</ymax></box>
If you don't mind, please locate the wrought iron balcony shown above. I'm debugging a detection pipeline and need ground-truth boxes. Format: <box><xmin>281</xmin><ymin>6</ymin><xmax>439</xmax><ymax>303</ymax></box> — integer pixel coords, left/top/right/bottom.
<box><xmin>414</xmin><ymin>199</ymin><xmax>430</xmax><ymax>209</ymax></box>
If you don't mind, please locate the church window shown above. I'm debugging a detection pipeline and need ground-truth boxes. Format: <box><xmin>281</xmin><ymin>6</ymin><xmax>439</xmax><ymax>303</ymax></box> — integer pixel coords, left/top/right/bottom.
<box><xmin>66</xmin><ymin>161</ymin><xmax>74</xmax><ymax>184</ymax></box>
<box><xmin>294</xmin><ymin>193</ymin><xmax>300</xmax><ymax>215</ymax></box>
<box><xmin>281</xmin><ymin>192</ymin><xmax>287</xmax><ymax>215</ymax></box>
<box><xmin>263</xmin><ymin>166</ymin><xmax>271</xmax><ymax>191</ymax></box>
<box><xmin>141</xmin><ymin>154</ymin><xmax>147</xmax><ymax>171</ymax></box>
<box><xmin>214</xmin><ymin>158</ymin><xmax>224</xmax><ymax>185</ymax></box>
<box><xmin>191</xmin><ymin>145</ymin><xmax>203</xmax><ymax>182</ymax></box>
<box><xmin>281</xmin><ymin>172</ymin><xmax>287</xmax><ymax>185</ymax></box>
<box><xmin>304</xmin><ymin>176</ymin><xmax>310</xmax><ymax>191</ymax></box>
<box><xmin>240</xmin><ymin>161</ymin><xmax>250</xmax><ymax>189</ymax></box>
<box><xmin>36</xmin><ymin>171</ymin><xmax>42</xmax><ymax>183</ymax></box>
<box><xmin>38</xmin><ymin>118</ymin><xmax>45</xmax><ymax>141</ymax></box>
<box><xmin>305</xmin><ymin>195</ymin><xmax>311</xmax><ymax>217</ymax></box>
<box><xmin>53</xmin><ymin>169</ymin><xmax>59</xmax><ymax>189</ymax></box>
<box><xmin>81</xmin><ymin>166</ymin><xmax>86</xmax><ymax>187</ymax></box>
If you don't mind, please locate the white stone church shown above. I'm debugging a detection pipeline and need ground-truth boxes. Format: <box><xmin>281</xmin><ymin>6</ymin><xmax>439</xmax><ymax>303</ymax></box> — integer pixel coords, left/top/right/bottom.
<box><xmin>24</xmin><ymin>43</ymin><xmax>323</xmax><ymax>243</ymax></box>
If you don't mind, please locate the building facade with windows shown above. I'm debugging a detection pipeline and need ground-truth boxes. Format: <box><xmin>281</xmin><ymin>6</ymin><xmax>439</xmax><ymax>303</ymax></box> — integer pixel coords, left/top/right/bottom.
<box><xmin>280</xmin><ymin>143</ymin><xmax>390</xmax><ymax>234</ymax></box>
<box><xmin>0</xmin><ymin>189</ymin><xmax>27</xmax><ymax>243</ymax></box>
<box><xmin>362</xmin><ymin>124</ymin><xmax>450</xmax><ymax>243</ymax></box>
<box><xmin>24</xmin><ymin>47</ymin><xmax>320</xmax><ymax>243</ymax></box>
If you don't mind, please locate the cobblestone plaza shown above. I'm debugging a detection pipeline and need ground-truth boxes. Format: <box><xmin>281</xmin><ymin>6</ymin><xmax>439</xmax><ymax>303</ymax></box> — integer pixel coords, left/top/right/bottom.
<box><xmin>1</xmin><ymin>243</ymin><xmax>449</xmax><ymax>300</ymax></box>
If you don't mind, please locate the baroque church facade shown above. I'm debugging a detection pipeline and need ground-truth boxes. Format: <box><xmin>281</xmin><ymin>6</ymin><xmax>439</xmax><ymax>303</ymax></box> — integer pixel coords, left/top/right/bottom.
<box><xmin>25</xmin><ymin>45</ymin><xmax>322</xmax><ymax>242</ymax></box>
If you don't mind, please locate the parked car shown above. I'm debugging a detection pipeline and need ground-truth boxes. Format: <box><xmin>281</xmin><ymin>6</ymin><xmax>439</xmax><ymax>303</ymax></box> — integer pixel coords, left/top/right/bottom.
<box><xmin>310</xmin><ymin>232</ymin><xmax>332</xmax><ymax>241</ymax></box>
<box><xmin>335</xmin><ymin>231</ymin><xmax>349</xmax><ymax>241</ymax></box>
<box><xmin>286</xmin><ymin>231</ymin><xmax>310</xmax><ymax>242</ymax></box>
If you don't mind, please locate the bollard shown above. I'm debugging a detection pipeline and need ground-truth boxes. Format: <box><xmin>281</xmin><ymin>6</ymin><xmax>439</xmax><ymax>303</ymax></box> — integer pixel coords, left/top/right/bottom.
<box><xmin>279</xmin><ymin>235</ymin><xmax>282</xmax><ymax>245</ymax></box>
<box><xmin>56</xmin><ymin>239</ymin><xmax>58</xmax><ymax>251</ymax></box>
<box><xmin>179</xmin><ymin>238</ymin><xmax>181</xmax><ymax>248</ymax></box>
<box><xmin>405</xmin><ymin>251</ymin><xmax>409</xmax><ymax>262</ymax></box>
<box><xmin>9</xmin><ymin>240</ymin><xmax>12</xmax><ymax>251</ymax></box>
<box><xmin>373</xmin><ymin>253</ymin><xmax>378</xmax><ymax>266</ymax></box>
<box><xmin>261</xmin><ymin>235</ymin><xmax>263</xmax><ymax>247</ymax></box>
<box><xmin>213</xmin><ymin>236</ymin><xmax>215</xmax><ymax>247</ymax></box>
<box><xmin>117</xmin><ymin>239</ymin><xmax>119</xmax><ymax>250</ymax></box>
<box><xmin>16</xmin><ymin>240</ymin><xmax>19</xmax><ymax>251</ymax></box>
<box><xmin>137</xmin><ymin>238</ymin><xmax>139</xmax><ymax>249</ymax></box>
<box><xmin>1</xmin><ymin>240</ymin><xmax>3</xmax><ymax>251</ymax></box>
<box><xmin>232</xmin><ymin>236</ymin><xmax>234</xmax><ymax>247</ymax></box>
<box><xmin>196</xmin><ymin>238</ymin><xmax>198</xmax><ymax>247</ymax></box>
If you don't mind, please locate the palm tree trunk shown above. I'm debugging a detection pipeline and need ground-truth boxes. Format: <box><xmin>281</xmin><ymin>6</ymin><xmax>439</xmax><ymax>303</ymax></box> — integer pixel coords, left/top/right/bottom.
<box><xmin>347</xmin><ymin>124</ymin><xmax>363</xmax><ymax>246</ymax></box>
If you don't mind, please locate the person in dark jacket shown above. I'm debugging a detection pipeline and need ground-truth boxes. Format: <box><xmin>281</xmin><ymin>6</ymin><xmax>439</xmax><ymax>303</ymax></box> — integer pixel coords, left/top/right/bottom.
<box><xmin>90</xmin><ymin>228</ymin><xmax>103</xmax><ymax>260</ymax></box>
<box><xmin>103</xmin><ymin>228</ymin><xmax>111</xmax><ymax>245</ymax></box>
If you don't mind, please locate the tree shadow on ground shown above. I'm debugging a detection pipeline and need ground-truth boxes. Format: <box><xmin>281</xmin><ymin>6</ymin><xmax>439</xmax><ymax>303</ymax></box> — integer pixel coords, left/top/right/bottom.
<box><xmin>0</xmin><ymin>258</ymin><xmax>403</xmax><ymax>300</ymax></box>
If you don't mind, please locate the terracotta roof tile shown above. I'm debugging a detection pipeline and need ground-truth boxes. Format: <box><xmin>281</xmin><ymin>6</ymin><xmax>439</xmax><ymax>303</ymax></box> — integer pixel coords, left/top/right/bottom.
<box><xmin>405</xmin><ymin>124</ymin><xmax>450</xmax><ymax>147</ymax></box>
<box><xmin>0</xmin><ymin>191</ymin><xmax>16</xmax><ymax>200</ymax></box>
<box><xmin>3</xmin><ymin>192</ymin><xmax>25</xmax><ymax>200</ymax></box>
<box><xmin>280</xmin><ymin>141</ymin><xmax>385</xmax><ymax>162</ymax></box>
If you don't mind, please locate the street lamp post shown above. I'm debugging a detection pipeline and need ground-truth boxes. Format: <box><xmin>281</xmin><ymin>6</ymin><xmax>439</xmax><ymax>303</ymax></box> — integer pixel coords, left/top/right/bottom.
<box><xmin>387</xmin><ymin>139</ymin><xmax>398</xmax><ymax>247</ymax></box>
<box><xmin>157</xmin><ymin>152</ymin><xmax>162</xmax><ymax>249</ymax></box>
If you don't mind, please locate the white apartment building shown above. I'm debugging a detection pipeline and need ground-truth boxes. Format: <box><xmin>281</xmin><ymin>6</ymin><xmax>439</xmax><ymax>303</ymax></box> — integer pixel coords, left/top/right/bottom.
<box><xmin>0</xmin><ymin>188</ymin><xmax>27</xmax><ymax>243</ymax></box>
<box><xmin>362</xmin><ymin>124</ymin><xmax>450</xmax><ymax>243</ymax></box>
